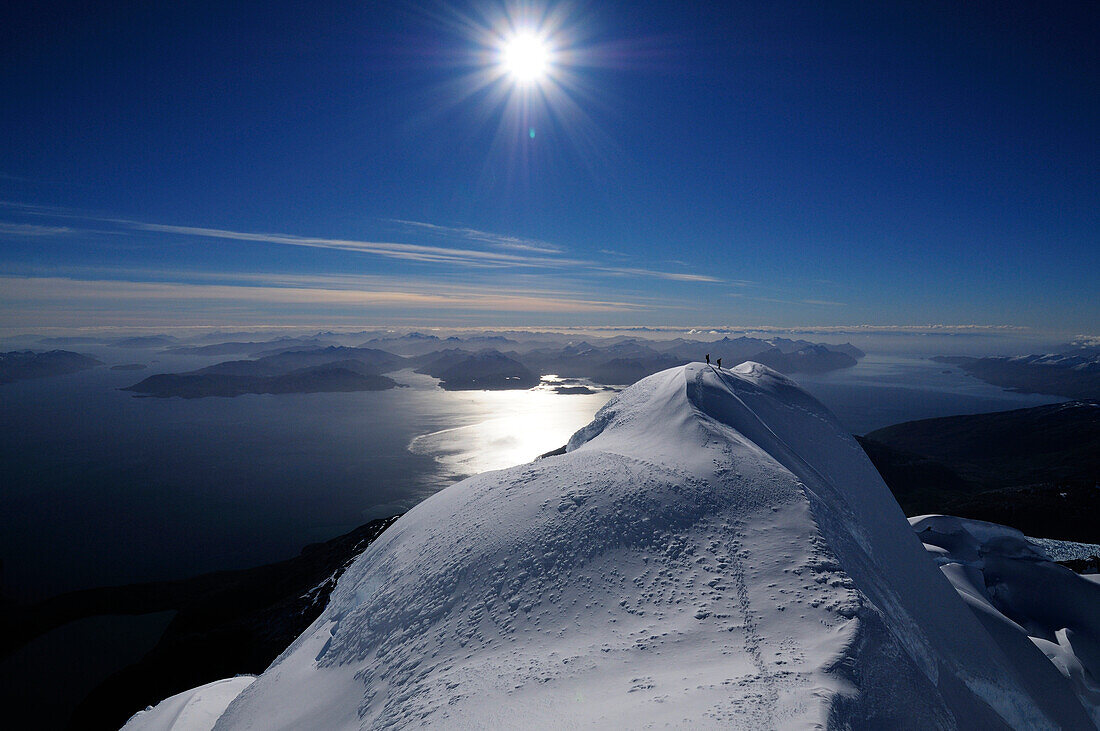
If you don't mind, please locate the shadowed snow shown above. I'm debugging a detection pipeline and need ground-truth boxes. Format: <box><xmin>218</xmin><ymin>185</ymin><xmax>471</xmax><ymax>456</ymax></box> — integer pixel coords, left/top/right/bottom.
<box><xmin>914</xmin><ymin>514</ymin><xmax>1100</xmax><ymax>727</ymax></box>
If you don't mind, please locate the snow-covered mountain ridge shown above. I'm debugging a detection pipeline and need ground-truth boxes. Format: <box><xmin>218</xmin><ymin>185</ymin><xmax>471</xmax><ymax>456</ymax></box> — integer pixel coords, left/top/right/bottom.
<box><xmin>129</xmin><ymin>363</ymin><xmax>1096</xmax><ymax>729</ymax></box>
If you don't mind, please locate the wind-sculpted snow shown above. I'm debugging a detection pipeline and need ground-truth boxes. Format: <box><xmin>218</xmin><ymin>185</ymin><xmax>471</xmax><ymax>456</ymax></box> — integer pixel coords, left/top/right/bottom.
<box><xmin>914</xmin><ymin>515</ymin><xmax>1100</xmax><ymax>726</ymax></box>
<box><xmin>140</xmin><ymin>363</ymin><xmax>1093</xmax><ymax>729</ymax></box>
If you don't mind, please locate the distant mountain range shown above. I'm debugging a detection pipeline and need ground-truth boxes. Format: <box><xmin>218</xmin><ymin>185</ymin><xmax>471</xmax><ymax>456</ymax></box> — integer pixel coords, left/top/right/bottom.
<box><xmin>934</xmin><ymin>340</ymin><xmax>1100</xmax><ymax>399</ymax></box>
<box><xmin>0</xmin><ymin>332</ymin><xmax>865</xmax><ymax>396</ymax></box>
<box><xmin>404</xmin><ymin>334</ymin><xmax>864</xmax><ymax>388</ymax></box>
<box><xmin>108</xmin><ymin>335</ymin><xmax>180</xmax><ymax>349</ymax></box>
<box><xmin>192</xmin><ymin>346</ymin><xmax>405</xmax><ymax>376</ymax></box>
<box><xmin>162</xmin><ymin>336</ymin><xmax>343</xmax><ymax>357</ymax></box>
<box><xmin>360</xmin><ymin>332</ymin><xmax>530</xmax><ymax>357</ymax></box>
<box><xmin>0</xmin><ymin>350</ymin><xmax>102</xmax><ymax>384</ymax></box>
<box><xmin>108</xmin><ymin>333</ymin><xmax>864</xmax><ymax>397</ymax></box>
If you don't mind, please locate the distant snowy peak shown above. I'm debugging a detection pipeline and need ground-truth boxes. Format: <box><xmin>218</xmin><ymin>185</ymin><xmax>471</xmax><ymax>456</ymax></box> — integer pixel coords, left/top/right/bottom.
<box><xmin>1009</xmin><ymin>352</ymin><xmax>1100</xmax><ymax>372</ymax></box>
<box><xmin>135</xmin><ymin>363</ymin><xmax>1095</xmax><ymax>730</ymax></box>
<box><xmin>935</xmin><ymin>346</ymin><xmax>1100</xmax><ymax>399</ymax></box>
<box><xmin>1069</xmin><ymin>336</ymin><xmax>1100</xmax><ymax>350</ymax></box>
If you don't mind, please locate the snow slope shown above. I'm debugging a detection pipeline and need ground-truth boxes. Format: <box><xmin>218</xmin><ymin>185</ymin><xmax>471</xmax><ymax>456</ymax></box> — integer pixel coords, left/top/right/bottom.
<box><xmin>913</xmin><ymin>515</ymin><xmax>1100</xmax><ymax>726</ymax></box>
<box><xmin>122</xmin><ymin>677</ymin><xmax>255</xmax><ymax>731</ymax></box>
<box><xmin>135</xmin><ymin>363</ymin><xmax>1095</xmax><ymax>729</ymax></box>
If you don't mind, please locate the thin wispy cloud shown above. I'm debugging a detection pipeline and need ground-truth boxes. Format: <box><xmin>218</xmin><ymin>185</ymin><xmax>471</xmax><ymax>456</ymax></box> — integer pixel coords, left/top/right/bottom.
<box><xmin>0</xmin><ymin>275</ymin><xmax>646</xmax><ymax>321</ymax></box>
<box><xmin>594</xmin><ymin>266</ymin><xmax>723</xmax><ymax>283</ymax></box>
<box><xmin>0</xmin><ymin>202</ymin><xmax>726</xmax><ymax>286</ymax></box>
<box><xmin>184</xmin><ymin>270</ymin><xmax>664</xmax><ymax>305</ymax></box>
<box><xmin>388</xmin><ymin>219</ymin><xmax>564</xmax><ymax>254</ymax></box>
<box><xmin>131</xmin><ymin>220</ymin><xmax>721</xmax><ymax>284</ymax></box>
<box><xmin>0</xmin><ymin>222</ymin><xmax>74</xmax><ymax>236</ymax></box>
<box><xmin>121</xmin><ymin>221</ymin><xmax>535</xmax><ymax>268</ymax></box>
<box><xmin>3</xmin><ymin>202</ymin><xmax>540</xmax><ymax>267</ymax></box>
<box><xmin>744</xmin><ymin>295</ymin><xmax>847</xmax><ymax>307</ymax></box>
<box><xmin>111</xmin><ymin>268</ymin><xmax>670</xmax><ymax>306</ymax></box>
<box><xmin>0</xmin><ymin>200</ymin><xmax>80</xmax><ymax>215</ymax></box>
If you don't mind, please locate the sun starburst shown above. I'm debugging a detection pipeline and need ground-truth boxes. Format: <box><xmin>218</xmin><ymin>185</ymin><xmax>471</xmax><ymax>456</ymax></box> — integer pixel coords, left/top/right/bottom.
<box><xmin>499</xmin><ymin>31</ymin><xmax>553</xmax><ymax>86</ymax></box>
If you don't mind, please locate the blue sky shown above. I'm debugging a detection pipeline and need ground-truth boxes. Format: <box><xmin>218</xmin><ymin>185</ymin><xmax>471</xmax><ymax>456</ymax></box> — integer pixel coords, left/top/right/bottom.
<box><xmin>0</xmin><ymin>1</ymin><xmax>1096</xmax><ymax>334</ymax></box>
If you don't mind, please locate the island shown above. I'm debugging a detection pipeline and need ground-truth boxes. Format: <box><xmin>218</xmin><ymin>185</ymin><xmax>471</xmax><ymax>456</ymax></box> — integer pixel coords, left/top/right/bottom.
<box><xmin>415</xmin><ymin>349</ymin><xmax>540</xmax><ymax>390</ymax></box>
<box><xmin>0</xmin><ymin>350</ymin><xmax>102</xmax><ymax>384</ymax></box>
<box><xmin>122</xmin><ymin>347</ymin><xmax>408</xmax><ymax>398</ymax></box>
<box><xmin>124</xmin><ymin>361</ymin><xmax>400</xmax><ymax>398</ymax></box>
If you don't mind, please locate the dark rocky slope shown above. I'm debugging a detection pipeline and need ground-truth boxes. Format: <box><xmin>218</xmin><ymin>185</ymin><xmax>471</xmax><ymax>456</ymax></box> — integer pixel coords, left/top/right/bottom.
<box><xmin>860</xmin><ymin>400</ymin><xmax>1100</xmax><ymax>543</ymax></box>
<box><xmin>1</xmin><ymin>517</ymin><xmax>399</xmax><ymax>730</ymax></box>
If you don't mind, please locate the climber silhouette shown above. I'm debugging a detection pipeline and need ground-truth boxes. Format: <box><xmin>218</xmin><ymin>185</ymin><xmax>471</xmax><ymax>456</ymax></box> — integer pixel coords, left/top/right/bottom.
<box><xmin>717</xmin><ymin>357</ymin><xmax>722</xmax><ymax>368</ymax></box>
<box><xmin>705</xmin><ymin>354</ymin><xmax>710</xmax><ymax>365</ymax></box>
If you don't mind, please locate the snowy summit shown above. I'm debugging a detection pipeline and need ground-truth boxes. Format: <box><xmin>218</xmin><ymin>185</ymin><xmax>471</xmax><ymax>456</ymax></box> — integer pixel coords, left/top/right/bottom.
<box><xmin>128</xmin><ymin>363</ymin><xmax>1097</xmax><ymax>729</ymax></box>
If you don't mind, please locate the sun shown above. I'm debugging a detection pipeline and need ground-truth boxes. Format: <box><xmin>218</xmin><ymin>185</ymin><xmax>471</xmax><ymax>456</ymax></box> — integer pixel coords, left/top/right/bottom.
<box><xmin>500</xmin><ymin>31</ymin><xmax>552</xmax><ymax>85</ymax></box>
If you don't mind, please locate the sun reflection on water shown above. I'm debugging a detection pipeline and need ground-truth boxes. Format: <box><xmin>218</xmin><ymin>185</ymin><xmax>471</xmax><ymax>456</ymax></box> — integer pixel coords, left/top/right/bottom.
<box><xmin>408</xmin><ymin>374</ymin><xmax>615</xmax><ymax>478</ymax></box>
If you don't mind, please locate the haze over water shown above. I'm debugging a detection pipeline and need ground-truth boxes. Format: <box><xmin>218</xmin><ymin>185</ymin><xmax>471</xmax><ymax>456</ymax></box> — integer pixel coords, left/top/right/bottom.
<box><xmin>796</xmin><ymin>353</ymin><xmax>1062</xmax><ymax>434</ymax></box>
